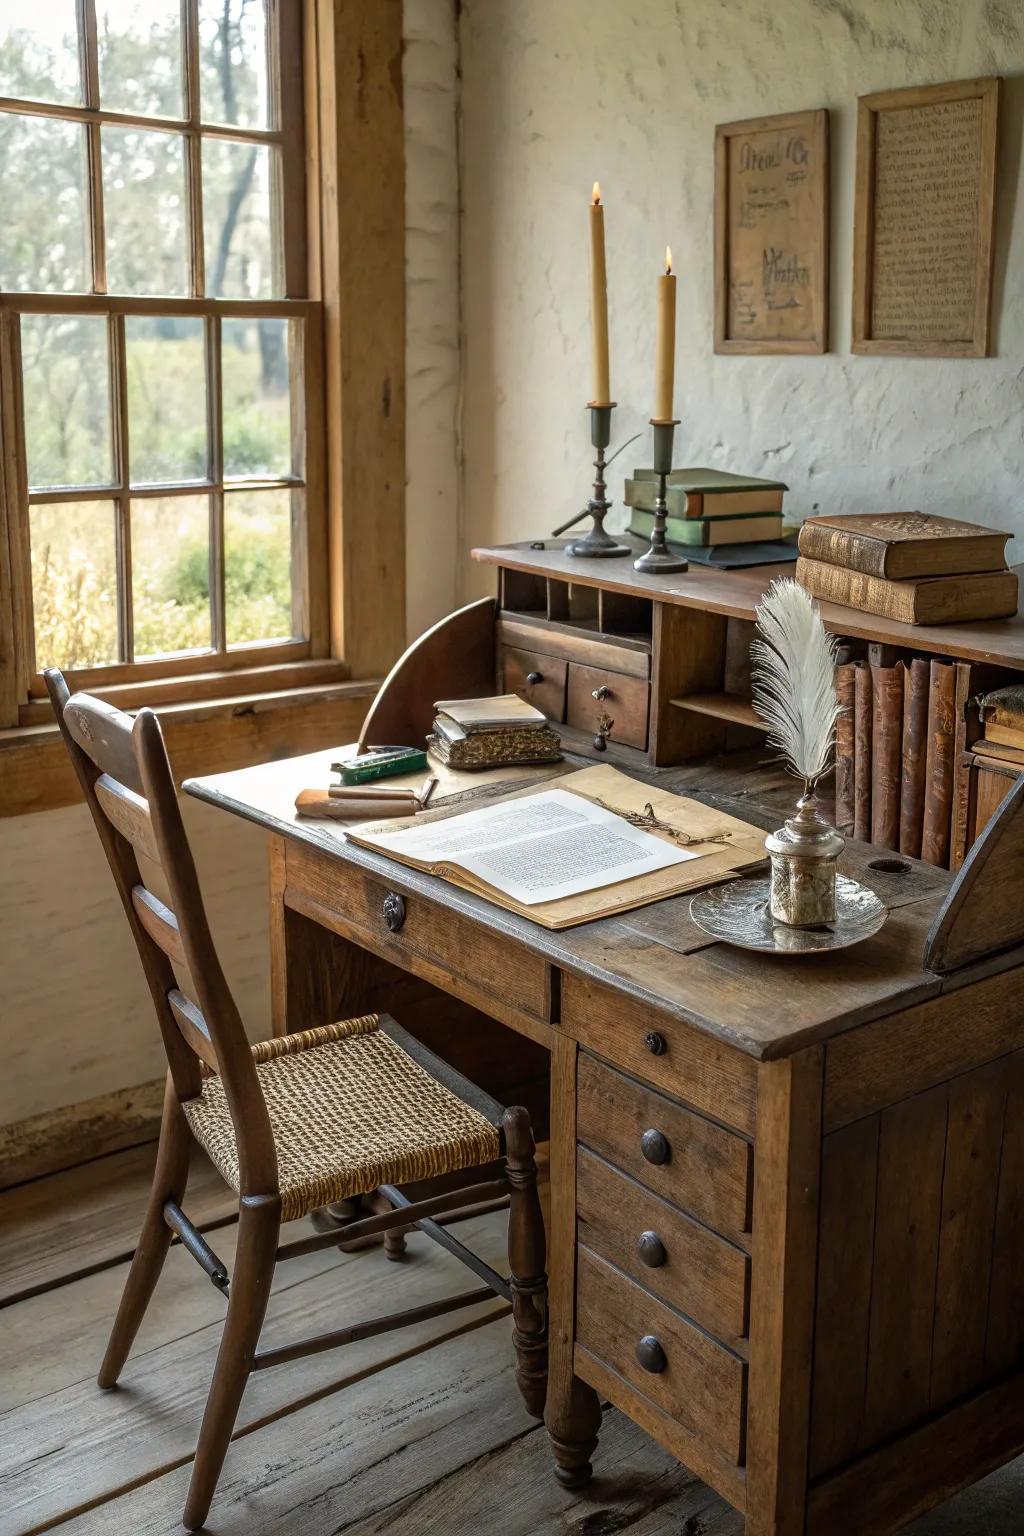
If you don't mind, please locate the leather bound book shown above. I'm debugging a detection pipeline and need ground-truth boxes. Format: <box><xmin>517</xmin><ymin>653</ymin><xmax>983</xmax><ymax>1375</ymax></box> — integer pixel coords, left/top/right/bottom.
<box><xmin>899</xmin><ymin>657</ymin><xmax>930</xmax><ymax>859</ymax></box>
<box><xmin>798</xmin><ymin>513</ymin><xmax>1010</xmax><ymax>579</ymax></box>
<box><xmin>853</xmin><ymin>662</ymin><xmax>873</xmax><ymax>843</ymax></box>
<box><xmin>871</xmin><ymin>663</ymin><xmax>904</xmax><ymax>851</ymax></box>
<box><xmin>796</xmin><ymin>558</ymin><xmax>1019</xmax><ymax>625</ymax></box>
<box><xmin>921</xmin><ymin>660</ymin><xmax>957</xmax><ymax>867</ymax></box>
<box><xmin>834</xmin><ymin>663</ymin><xmax>856</xmax><ymax>836</ymax></box>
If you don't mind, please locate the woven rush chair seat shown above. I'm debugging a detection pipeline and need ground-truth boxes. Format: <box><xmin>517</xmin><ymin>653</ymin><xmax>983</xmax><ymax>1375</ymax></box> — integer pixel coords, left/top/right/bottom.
<box><xmin>183</xmin><ymin>1014</ymin><xmax>502</xmax><ymax>1222</ymax></box>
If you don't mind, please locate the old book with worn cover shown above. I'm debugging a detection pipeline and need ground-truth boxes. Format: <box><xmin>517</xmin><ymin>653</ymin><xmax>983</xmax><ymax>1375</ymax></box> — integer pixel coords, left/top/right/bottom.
<box><xmin>626</xmin><ymin>467</ymin><xmax>787</xmax><ymax>519</ymax></box>
<box><xmin>629</xmin><ymin>507</ymin><xmax>784</xmax><ymax>547</ymax></box>
<box><xmin>796</xmin><ymin>557</ymin><xmax>1019</xmax><ymax>625</ymax></box>
<box><xmin>798</xmin><ymin>513</ymin><xmax>1010</xmax><ymax>580</ymax></box>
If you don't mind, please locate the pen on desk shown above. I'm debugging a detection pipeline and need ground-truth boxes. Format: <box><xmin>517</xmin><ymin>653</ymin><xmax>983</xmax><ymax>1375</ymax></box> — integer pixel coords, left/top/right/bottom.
<box><xmin>418</xmin><ymin>776</ymin><xmax>439</xmax><ymax>810</ymax></box>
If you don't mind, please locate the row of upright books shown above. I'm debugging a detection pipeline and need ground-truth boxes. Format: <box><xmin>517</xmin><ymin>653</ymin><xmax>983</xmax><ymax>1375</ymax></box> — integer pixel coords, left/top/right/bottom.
<box><xmin>833</xmin><ymin>656</ymin><xmax>961</xmax><ymax>868</ymax></box>
<box><xmin>624</xmin><ymin>468</ymin><xmax>787</xmax><ymax>548</ymax></box>
<box><xmin>797</xmin><ymin>512</ymin><xmax>1018</xmax><ymax>624</ymax></box>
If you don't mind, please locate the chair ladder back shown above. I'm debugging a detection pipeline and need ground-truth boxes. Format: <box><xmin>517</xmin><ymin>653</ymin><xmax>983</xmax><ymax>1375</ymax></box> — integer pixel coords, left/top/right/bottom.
<box><xmin>131</xmin><ymin>705</ymin><xmax>278</xmax><ymax>1197</ymax></box>
<box><xmin>43</xmin><ymin>670</ymin><xmax>202</xmax><ymax>1105</ymax></box>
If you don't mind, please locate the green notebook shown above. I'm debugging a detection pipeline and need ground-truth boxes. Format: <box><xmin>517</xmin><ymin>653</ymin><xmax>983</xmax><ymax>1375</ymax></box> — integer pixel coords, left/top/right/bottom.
<box><xmin>629</xmin><ymin>507</ymin><xmax>785</xmax><ymax>548</ymax></box>
<box><xmin>625</xmin><ymin>466</ymin><xmax>787</xmax><ymax>520</ymax></box>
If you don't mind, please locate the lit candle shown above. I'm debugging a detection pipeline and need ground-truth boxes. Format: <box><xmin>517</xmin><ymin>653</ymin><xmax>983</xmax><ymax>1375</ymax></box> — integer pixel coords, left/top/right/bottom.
<box><xmin>589</xmin><ymin>182</ymin><xmax>611</xmax><ymax>406</ymax></box>
<box><xmin>654</xmin><ymin>245</ymin><xmax>676</xmax><ymax>422</ymax></box>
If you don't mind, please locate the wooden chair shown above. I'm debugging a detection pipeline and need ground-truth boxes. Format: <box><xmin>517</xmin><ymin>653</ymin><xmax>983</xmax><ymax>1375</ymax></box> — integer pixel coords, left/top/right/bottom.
<box><xmin>45</xmin><ymin>669</ymin><xmax>547</xmax><ymax>1533</ymax></box>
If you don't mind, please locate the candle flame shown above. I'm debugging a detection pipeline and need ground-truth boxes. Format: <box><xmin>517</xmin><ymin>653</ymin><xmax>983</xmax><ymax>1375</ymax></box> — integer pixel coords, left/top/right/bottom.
<box><xmin>592</xmin><ymin>181</ymin><xmax>602</xmax><ymax>205</ymax></box>
<box><xmin>665</xmin><ymin>246</ymin><xmax>673</xmax><ymax>275</ymax></box>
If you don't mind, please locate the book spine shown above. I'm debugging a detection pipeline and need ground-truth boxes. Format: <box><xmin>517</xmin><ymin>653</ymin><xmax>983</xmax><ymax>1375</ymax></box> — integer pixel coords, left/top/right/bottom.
<box><xmin>798</xmin><ymin>523</ymin><xmax>890</xmax><ymax>578</ymax></box>
<box><xmin>921</xmin><ymin>660</ymin><xmax>957</xmax><ymax>868</ymax></box>
<box><xmin>871</xmin><ymin>663</ymin><xmax>904</xmax><ymax>851</ymax></box>
<box><xmin>853</xmin><ymin>662</ymin><xmax>873</xmax><ymax>843</ymax></box>
<box><xmin>898</xmin><ymin>656</ymin><xmax>929</xmax><ymax>859</ymax></box>
<box><xmin>834</xmin><ymin>662</ymin><xmax>856</xmax><ymax>836</ymax></box>
<box><xmin>796</xmin><ymin>558</ymin><xmax>920</xmax><ymax>622</ymax></box>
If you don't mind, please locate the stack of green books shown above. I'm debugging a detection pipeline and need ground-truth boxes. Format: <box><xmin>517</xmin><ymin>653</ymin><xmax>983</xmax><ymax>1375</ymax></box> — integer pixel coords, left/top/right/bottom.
<box><xmin>625</xmin><ymin>467</ymin><xmax>788</xmax><ymax>547</ymax></box>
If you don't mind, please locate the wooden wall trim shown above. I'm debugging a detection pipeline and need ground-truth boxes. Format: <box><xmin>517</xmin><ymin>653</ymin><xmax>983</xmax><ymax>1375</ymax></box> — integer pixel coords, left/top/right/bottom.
<box><xmin>0</xmin><ymin>682</ymin><xmax>376</xmax><ymax>817</ymax></box>
<box><xmin>0</xmin><ymin>1078</ymin><xmax>165</xmax><ymax>1190</ymax></box>
<box><xmin>313</xmin><ymin>0</ymin><xmax>407</xmax><ymax>677</ymax></box>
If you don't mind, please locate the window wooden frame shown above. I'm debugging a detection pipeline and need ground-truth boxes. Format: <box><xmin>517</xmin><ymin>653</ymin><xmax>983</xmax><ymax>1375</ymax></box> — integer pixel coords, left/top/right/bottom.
<box><xmin>0</xmin><ymin>0</ymin><xmax>333</xmax><ymax>727</ymax></box>
<box><xmin>0</xmin><ymin>0</ymin><xmax>406</xmax><ymax>815</ymax></box>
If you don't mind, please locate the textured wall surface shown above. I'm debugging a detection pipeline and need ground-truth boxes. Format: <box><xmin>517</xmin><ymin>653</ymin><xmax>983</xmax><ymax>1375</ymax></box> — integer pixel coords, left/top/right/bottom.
<box><xmin>404</xmin><ymin>0</ymin><xmax>462</xmax><ymax>638</ymax></box>
<box><xmin>457</xmin><ymin>0</ymin><xmax>1024</xmax><ymax>599</ymax></box>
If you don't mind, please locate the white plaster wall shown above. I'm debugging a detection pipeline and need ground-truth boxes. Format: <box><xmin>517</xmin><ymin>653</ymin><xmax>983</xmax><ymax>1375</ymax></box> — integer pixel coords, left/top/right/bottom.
<box><xmin>458</xmin><ymin>0</ymin><xmax>1024</xmax><ymax>600</ymax></box>
<box><xmin>404</xmin><ymin>0</ymin><xmax>462</xmax><ymax>639</ymax></box>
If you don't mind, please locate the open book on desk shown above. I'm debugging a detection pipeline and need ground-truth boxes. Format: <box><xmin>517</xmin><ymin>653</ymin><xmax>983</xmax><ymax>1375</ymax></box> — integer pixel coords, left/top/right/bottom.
<box><xmin>345</xmin><ymin>764</ymin><xmax>766</xmax><ymax>929</ymax></box>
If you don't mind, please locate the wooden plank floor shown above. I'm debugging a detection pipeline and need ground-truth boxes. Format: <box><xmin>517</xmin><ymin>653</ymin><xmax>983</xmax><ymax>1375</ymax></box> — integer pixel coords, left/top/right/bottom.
<box><xmin>1</xmin><ymin>1148</ymin><xmax>1022</xmax><ymax>1535</ymax></box>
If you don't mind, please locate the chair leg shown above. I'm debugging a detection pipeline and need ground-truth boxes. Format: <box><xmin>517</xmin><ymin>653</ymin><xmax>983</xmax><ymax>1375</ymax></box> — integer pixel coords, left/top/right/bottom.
<box><xmin>99</xmin><ymin>1076</ymin><xmax>192</xmax><ymax>1389</ymax></box>
<box><xmin>182</xmin><ymin>1192</ymin><xmax>280</xmax><ymax>1533</ymax></box>
<box><xmin>503</xmin><ymin>1105</ymin><xmax>548</xmax><ymax>1420</ymax></box>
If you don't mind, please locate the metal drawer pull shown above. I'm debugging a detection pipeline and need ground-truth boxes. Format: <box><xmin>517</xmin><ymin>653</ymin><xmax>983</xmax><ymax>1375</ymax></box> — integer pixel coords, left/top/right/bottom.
<box><xmin>526</xmin><ymin>671</ymin><xmax>543</xmax><ymax>685</ymax></box>
<box><xmin>636</xmin><ymin>1231</ymin><xmax>666</xmax><ymax>1268</ymax></box>
<box><xmin>592</xmin><ymin>685</ymin><xmax>611</xmax><ymax>701</ymax></box>
<box><xmin>382</xmin><ymin>892</ymin><xmax>406</xmax><ymax>933</ymax></box>
<box><xmin>640</xmin><ymin>1128</ymin><xmax>670</xmax><ymax>1166</ymax></box>
<box><xmin>636</xmin><ymin>1335</ymin><xmax>668</xmax><ymax>1374</ymax></box>
<box><xmin>644</xmin><ymin>1031</ymin><xmax>666</xmax><ymax>1056</ymax></box>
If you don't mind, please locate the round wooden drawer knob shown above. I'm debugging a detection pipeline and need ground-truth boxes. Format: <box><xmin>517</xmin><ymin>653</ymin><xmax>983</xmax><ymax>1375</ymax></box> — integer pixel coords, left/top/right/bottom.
<box><xmin>382</xmin><ymin>892</ymin><xmax>406</xmax><ymax>933</ymax></box>
<box><xmin>640</xmin><ymin>1128</ymin><xmax>671</xmax><ymax>1166</ymax></box>
<box><xmin>644</xmin><ymin>1031</ymin><xmax>667</xmax><ymax>1056</ymax></box>
<box><xmin>526</xmin><ymin>671</ymin><xmax>543</xmax><ymax>685</ymax></box>
<box><xmin>635</xmin><ymin>1335</ymin><xmax>668</xmax><ymax>1374</ymax></box>
<box><xmin>636</xmin><ymin>1231</ymin><xmax>666</xmax><ymax>1268</ymax></box>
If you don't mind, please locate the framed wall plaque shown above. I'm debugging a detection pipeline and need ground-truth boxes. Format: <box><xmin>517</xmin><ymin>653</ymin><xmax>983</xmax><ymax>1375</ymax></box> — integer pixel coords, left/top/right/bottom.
<box><xmin>714</xmin><ymin>108</ymin><xmax>829</xmax><ymax>355</ymax></box>
<box><xmin>852</xmin><ymin>77</ymin><xmax>1000</xmax><ymax>357</ymax></box>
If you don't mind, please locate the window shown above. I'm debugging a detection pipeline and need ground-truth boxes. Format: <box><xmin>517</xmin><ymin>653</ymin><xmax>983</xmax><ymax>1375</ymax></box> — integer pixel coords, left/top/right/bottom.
<box><xmin>0</xmin><ymin>0</ymin><xmax>324</xmax><ymax>720</ymax></box>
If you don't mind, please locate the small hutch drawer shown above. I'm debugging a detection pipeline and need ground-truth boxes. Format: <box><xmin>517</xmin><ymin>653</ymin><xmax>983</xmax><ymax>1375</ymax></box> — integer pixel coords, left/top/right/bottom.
<box><xmin>499</xmin><ymin>643</ymin><xmax>567</xmax><ymax>722</ymax></box>
<box><xmin>566</xmin><ymin>662</ymin><xmax>649</xmax><ymax>749</ymax></box>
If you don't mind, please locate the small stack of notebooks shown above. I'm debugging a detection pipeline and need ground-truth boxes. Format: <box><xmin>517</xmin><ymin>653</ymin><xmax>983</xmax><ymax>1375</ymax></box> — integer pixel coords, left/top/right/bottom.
<box><xmin>428</xmin><ymin>694</ymin><xmax>563</xmax><ymax>771</ymax></box>
<box><xmin>625</xmin><ymin>467</ymin><xmax>790</xmax><ymax>564</ymax></box>
<box><xmin>975</xmin><ymin>684</ymin><xmax>1024</xmax><ymax>769</ymax></box>
<box><xmin>797</xmin><ymin>512</ymin><xmax>1017</xmax><ymax>624</ymax></box>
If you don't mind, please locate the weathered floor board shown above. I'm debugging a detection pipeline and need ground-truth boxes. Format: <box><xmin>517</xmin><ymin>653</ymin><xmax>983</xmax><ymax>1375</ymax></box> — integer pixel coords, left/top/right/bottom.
<box><xmin>3</xmin><ymin>1135</ymin><xmax>1024</xmax><ymax>1536</ymax></box>
<box><xmin>0</xmin><ymin>1144</ymin><xmax>236</xmax><ymax>1307</ymax></box>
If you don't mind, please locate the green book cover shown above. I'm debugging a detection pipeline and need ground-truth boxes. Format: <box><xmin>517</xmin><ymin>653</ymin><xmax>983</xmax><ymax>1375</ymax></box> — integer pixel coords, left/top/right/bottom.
<box><xmin>628</xmin><ymin>507</ymin><xmax>784</xmax><ymax>547</ymax></box>
<box><xmin>628</xmin><ymin>466</ymin><xmax>789</xmax><ymax>492</ymax></box>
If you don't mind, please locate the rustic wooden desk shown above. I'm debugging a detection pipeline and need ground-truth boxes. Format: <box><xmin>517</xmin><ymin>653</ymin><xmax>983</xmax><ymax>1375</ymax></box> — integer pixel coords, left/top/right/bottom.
<box><xmin>186</xmin><ymin>741</ymin><xmax>1024</xmax><ymax>1536</ymax></box>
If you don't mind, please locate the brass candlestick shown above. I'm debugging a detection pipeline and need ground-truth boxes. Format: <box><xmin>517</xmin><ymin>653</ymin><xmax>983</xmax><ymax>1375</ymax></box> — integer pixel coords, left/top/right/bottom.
<box><xmin>556</xmin><ymin>404</ymin><xmax>631</xmax><ymax>558</ymax></box>
<box><xmin>633</xmin><ymin>418</ymin><xmax>687</xmax><ymax>575</ymax></box>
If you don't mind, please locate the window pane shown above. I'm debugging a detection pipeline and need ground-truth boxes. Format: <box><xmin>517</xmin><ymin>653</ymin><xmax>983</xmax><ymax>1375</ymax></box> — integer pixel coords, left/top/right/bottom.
<box><xmin>126</xmin><ymin>316</ymin><xmax>208</xmax><ymax>484</ymax></box>
<box><xmin>225</xmin><ymin>488</ymin><xmax>293</xmax><ymax>646</ymax></box>
<box><xmin>103</xmin><ymin>127</ymin><xmax>188</xmax><ymax>296</ymax></box>
<box><xmin>97</xmin><ymin>0</ymin><xmax>184</xmax><ymax>118</ymax></box>
<box><xmin>203</xmin><ymin>140</ymin><xmax>276</xmax><ymax>298</ymax></box>
<box><xmin>0</xmin><ymin>3</ymin><xmax>81</xmax><ymax>105</ymax></box>
<box><xmin>21</xmin><ymin>315</ymin><xmax>113</xmax><ymax>488</ymax></box>
<box><xmin>221</xmin><ymin>318</ymin><xmax>292</xmax><ymax>477</ymax></box>
<box><xmin>199</xmin><ymin>0</ymin><xmax>269</xmax><ymax>128</ymax></box>
<box><xmin>0</xmin><ymin>115</ymin><xmax>89</xmax><ymax>292</ymax></box>
<box><xmin>133</xmin><ymin>495</ymin><xmax>212</xmax><ymax>659</ymax></box>
<box><xmin>31</xmin><ymin>501</ymin><xmax>118</xmax><ymax>668</ymax></box>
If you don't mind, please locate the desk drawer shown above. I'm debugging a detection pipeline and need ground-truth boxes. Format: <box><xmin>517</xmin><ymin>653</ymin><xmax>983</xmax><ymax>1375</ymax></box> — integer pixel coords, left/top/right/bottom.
<box><xmin>577</xmin><ymin>1147</ymin><xmax>749</xmax><ymax>1347</ymax></box>
<box><xmin>576</xmin><ymin>1246</ymin><xmax>747</xmax><ymax>1465</ymax></box>
<box><xmin>577</xmin><ymin>1053</ymin><xmax>752</xmax><ymax>1245</ymax></box>
<box><xmin>288</xmin><ymin>852</ymin><xmax>552</xmax><ymax>1026</ymax></box>
<box><xmin>499</xmin><ymin>643</ymin><xmax>567</xmax><ymax>723</ymax></box>
<box><xmin>562</xmin><ymin>972</ymin><xmax>757</xmax><ymax>1137</ymax></box>
<box><xmin>566</xmin><ymin>663</ymin><xmax>649</xmax><ymax>750</ymax></box>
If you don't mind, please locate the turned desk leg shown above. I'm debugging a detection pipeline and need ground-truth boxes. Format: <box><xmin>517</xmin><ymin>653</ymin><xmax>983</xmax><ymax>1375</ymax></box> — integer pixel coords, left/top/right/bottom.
<box><xmin>745</xmin><ymin>1050</ymin><xmax>824</xmax><ymax>1536</ymax></box>
<box><xmin>544</xmin><ymin>1033</ymin><xmax>602</xmax><ymax>1486</ymax></box>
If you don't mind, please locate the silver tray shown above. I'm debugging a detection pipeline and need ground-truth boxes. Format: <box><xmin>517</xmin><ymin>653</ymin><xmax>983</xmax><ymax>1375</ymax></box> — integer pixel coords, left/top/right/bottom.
<box><xmin>689</xmin><ymin>874</ymin><xmax>887</xmax><ymax>955</ymax></box>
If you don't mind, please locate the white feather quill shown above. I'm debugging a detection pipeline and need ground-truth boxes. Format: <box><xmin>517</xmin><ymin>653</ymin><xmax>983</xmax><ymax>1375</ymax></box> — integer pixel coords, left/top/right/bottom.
<box><xmin>751</xmin><ymin>577</ymin><xmax>841</xmax><ymax>791</ymax></box>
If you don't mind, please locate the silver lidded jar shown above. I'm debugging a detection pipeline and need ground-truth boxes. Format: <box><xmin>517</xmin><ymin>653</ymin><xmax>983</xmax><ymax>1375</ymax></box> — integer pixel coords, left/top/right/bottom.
<box><xmin>764</xmin><ymin>791</ymin><xmax>845</xmax><ymax>928</ymax></box>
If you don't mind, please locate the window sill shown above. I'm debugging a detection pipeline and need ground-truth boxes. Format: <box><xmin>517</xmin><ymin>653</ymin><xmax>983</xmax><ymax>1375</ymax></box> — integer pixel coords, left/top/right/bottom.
<box><xmin>0</xmin><ymin>665</ymin><xmax>381</xmax><ymax>818</ymax></box>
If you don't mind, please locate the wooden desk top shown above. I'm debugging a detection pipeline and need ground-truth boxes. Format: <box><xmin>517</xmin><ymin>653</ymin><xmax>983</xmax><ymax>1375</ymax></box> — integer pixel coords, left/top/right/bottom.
<box><xmin>184</xmin><ymin>745</ymin><xmax>972</xmax><ymax>1063</ymax></box>
<box><xmin>472</xmin><ymin>540</ymin><xmax>1024</xmax><ymax>670</ymax></box>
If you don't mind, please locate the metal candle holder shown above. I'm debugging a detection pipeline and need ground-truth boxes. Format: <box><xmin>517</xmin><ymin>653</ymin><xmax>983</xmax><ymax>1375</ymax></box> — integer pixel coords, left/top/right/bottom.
<box><xmin>560</xmin><ymin>404</ymin><xmax>631</xmax><ymax>558</ymax></box>
<box><xmin>633</xmin><ymin>419</ymin><xmax>687</xmax><ymax>575</ymax></box>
